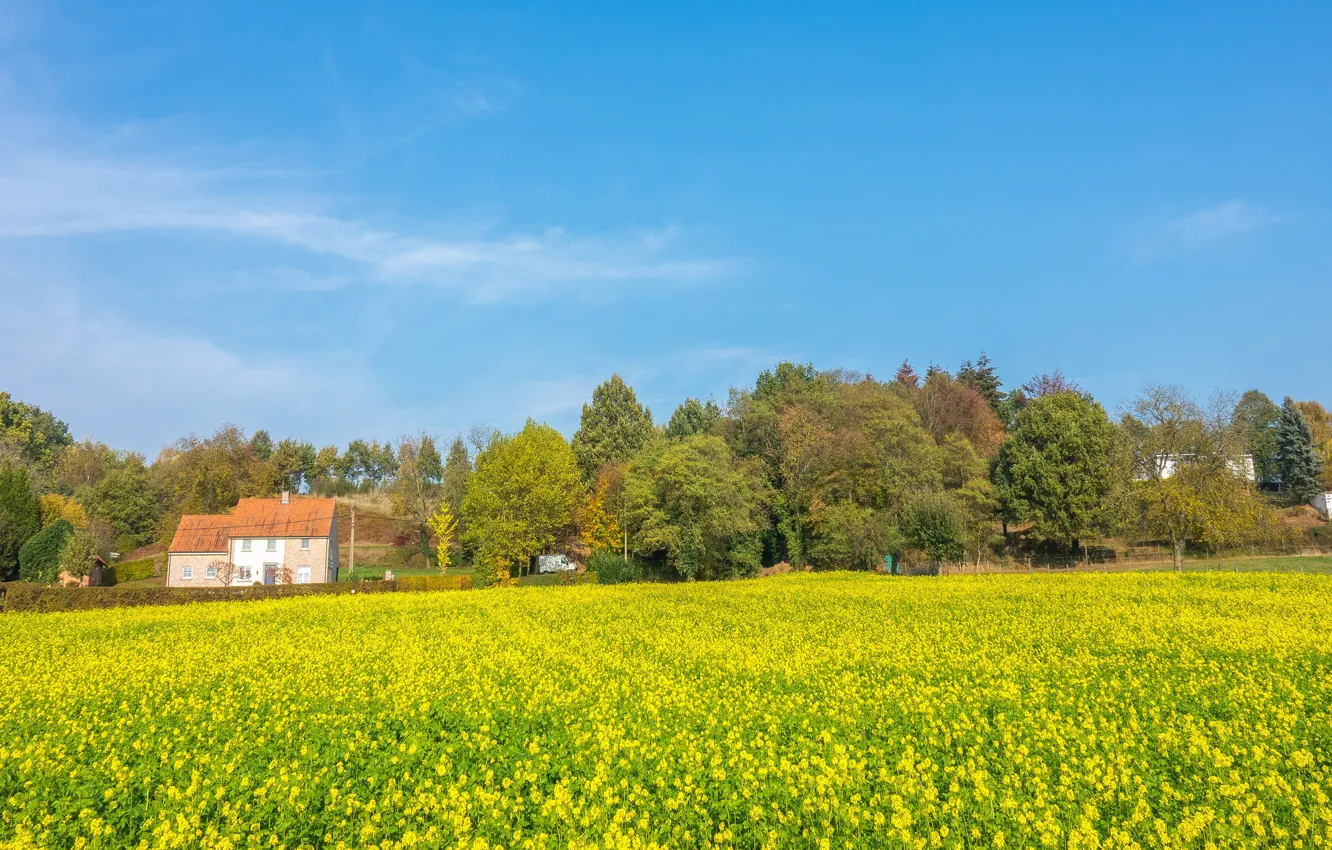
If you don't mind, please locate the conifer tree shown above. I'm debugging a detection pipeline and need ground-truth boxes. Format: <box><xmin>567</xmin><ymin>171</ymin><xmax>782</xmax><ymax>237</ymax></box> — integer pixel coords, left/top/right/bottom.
<box><xmin>957</xmin><ymin>352</ymin><xmax>1003</xmax><ymax>413</ymax></box>
<box><xmin>1275</xmin><ymin>397</ymin><xmax>1324</xmax><ymax>502</ymax></box>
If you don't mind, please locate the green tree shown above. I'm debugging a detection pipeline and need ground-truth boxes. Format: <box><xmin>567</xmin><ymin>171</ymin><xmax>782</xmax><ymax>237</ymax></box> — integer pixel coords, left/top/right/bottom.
<box><xmin>313</xmin><ymin>445</ymin><xmax>340</xmax><ymax>493</ymax></box>
<box><xmin>0</xmin><ymin>464</ymin><xmax>42</xmax><ymax>580</ymax></box>
<box><xmin>665</xmin><ymin>398</ymin><xmax>722</xmax><ymax>440</ymax></box>
<box><xmin>87</xmin><ymin>458</ymin><xmax>165</xmax><ymax>551</ymax></box>
<box><xmin>296</xmin><ymin>441</ymin><xmax>318</xmax><ymax>492</ymax></box>
<box><xmin>623</xmin><ymin>435</ymin><xmax>770</xmax><ymax>580</ymax></box>
<box><xmin>1233</xmin><ymin>390</ymin><xmax>1281</xmax><ymax>484</ymax></box>
<box><xmin>901</xmin><ymin>493</ymin><xmax>965</xmax><ymax>564</ymax></box>
<box><xmin>18</xmin><ymin>518</ymin><xmax>73</xmax><ymax>583</ymax></box>
<box><xmin>1276</xmin><ymin>397</ymin><xmax>1324</xmax><ymax>502</ymax></box>
<box><xmin>155</xmin><ymin>425</ymin><xmax>264</xmax><ymax>514</ymax></box>
<box><xmin>571</xmin><ymin>375</ymin><xmax>655</xmax><ymax>479</ymax></box>
<box><xmin>991</xmin><ymin>391</ymin><xmax>1117</xmax><ymax>548</ymax></box>
<box><xmin>0</xmin><ymin>392</ymin><xmax>72</xmax><ymax>471</ymax></box>
<box><xmin>441</xmin><ymin>437</ymin><xmax>471</xmax><ymax>514</ymax></box>
<box><xmin>249</xmin><ymin>430</ymin><xmax>274</xmax><ymax>461</ymax></box>
<box><xmin>392</xmin><ymin>433</ymin><xmax>444</xmax><ymax>564</ymax></box>
<box><xmin>1138</xmin><ymin>466</ymin><xmax>1277</xmax><ymax>570</ymax></box>
<box><xmin>463</xmin><ymin>421</ymin><xmax>583</xmax><ymax>584</ymax></box>
<box><xmin>50</xmin><ymin>439</ymin><xmax>122</xmax><ymax>494</ymax></box>
<box><xmin>586</xmin><ymin>550</ymin><xmax>642</xmax><ymax>584</ymax></box>
<box><xmin>59</xmin><ymin>528</ymin><xmax>103</xmax><ymax>580</ymax></box>
<box><xmin>806</xmin><ymin>500</ymin><xmax>893</xmax><ymax>571</ymax></box>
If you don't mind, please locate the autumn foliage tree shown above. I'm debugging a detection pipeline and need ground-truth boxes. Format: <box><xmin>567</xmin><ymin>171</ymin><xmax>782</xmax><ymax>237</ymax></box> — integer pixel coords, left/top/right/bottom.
<box><xmin>463</xmin><ymin>421</ymin><xmax>583</xmax><ymax>585</ymax></box>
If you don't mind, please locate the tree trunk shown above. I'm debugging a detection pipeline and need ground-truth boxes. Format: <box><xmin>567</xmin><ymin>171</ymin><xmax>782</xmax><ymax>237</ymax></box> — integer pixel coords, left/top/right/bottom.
<box><xmin>1172</xmin><ymin>536</ymin><xmax>1183</xmax><ymax>572</ymax></box>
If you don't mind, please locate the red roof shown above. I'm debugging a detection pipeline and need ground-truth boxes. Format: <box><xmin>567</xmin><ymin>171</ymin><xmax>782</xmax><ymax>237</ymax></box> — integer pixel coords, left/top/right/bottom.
<box><xmin>169</xmin><ymin>497</ymin><xmax>336</xmax><ymax>553</ymax></box>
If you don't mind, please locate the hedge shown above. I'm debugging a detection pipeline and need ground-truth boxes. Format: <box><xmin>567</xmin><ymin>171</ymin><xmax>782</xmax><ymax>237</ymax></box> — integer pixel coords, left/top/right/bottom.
<box><xmin>102</xmin><ymin>556</ymin><xmax>157</xmax><ymax>586</ymax></box>
<box><xmin>1</xmin><ymin>574</ymin><xmax>474</xmax><ymax>614</ymax></box>
<box><xmin>396</xmin><ymin>574</ymin><xmax>471</xmax><ymax>592</ymax></box>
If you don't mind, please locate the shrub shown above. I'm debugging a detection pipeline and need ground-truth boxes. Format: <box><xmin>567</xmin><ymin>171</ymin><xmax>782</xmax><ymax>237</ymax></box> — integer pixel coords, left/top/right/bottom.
<box><xmin>103</xmin><ymin>557</ymin><xmax>157</xmax><ymax>585</ymax></box>
<box><xmin>587</xmin><ymin>551</ymin><xmax>641</xmax><ymax>584</ymax></box>
<box><xmin>902</xmin><ymin>494</ymin><xmax>966</xmax><ymax>564</ymax></box>
<box><xmin>18</xmin><ymin>519</ymin><xmax>74</xmax><ymax>584</ymax></box>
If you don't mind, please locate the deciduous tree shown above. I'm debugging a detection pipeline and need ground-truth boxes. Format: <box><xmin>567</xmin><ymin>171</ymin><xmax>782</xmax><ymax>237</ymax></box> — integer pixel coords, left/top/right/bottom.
<box><xmin>571</xmin><ymin>375</ymin><xmax>655</xmax><ymax>480</ymax></box>
<box><xmin>463</xmin><ymin>421</ymin><xmax>583</xmax><ymax>583</ymax></box>
<box><xmin>623</xmin><ymin>435</ymin><xmax>770</xmax><ymax>580</ymax></box>
<box><xmin>426</xmin><ymin>502</ymin><xmax>459</xmax><ymax>571</ymax></box>
<box><xmin>1233</xmin><ymin>390</ymin><xmax>1281</xmax><ymax>485</ymax></box>
<box><xmin>991</xmin><ymin>391</ymin><xmax>1117</xmax><ymax>548</ymax></box>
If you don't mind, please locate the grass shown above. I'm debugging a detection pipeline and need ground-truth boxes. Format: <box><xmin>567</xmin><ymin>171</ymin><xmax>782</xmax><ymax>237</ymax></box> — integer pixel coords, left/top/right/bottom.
<box><xmin>1185</xmin><ymin>554</ymin><xmax>1332</xmax><ymax>573</ymax></box>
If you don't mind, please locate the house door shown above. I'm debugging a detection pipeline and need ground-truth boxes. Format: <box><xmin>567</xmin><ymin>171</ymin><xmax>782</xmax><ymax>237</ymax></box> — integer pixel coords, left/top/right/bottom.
<box><xmin>263</xmin><ymin>564</ymin><xmax>277</xmax><ymax>585</ymax></box>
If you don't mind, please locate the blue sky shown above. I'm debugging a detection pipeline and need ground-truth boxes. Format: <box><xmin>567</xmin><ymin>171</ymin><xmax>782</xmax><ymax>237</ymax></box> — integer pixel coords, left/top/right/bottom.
<box><xmin>1</xmin><ymin>1</ymin><xmax>1329</xmax><ymax>455</ymax></box>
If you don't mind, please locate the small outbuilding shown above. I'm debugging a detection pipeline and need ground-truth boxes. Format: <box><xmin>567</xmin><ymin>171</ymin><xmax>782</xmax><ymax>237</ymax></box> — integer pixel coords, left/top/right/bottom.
<box><xmin>1314</xmin><ymin>493</ymin><xmax>1332</xmax><ymax>520</ymax></box>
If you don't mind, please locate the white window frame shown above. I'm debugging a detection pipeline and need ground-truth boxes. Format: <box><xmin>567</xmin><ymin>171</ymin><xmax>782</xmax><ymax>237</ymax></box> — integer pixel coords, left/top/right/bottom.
<box><xmin>182</xmin><ymin>566</ymin><xmax>193</xmax><ymax>580</ymax></box>
<box><xmin>238</xmin><ymin>565</ymin><xmax>253</xmax><ymax>583</ymax></box>
<box><xmin>300</xmin><ymin>538</ymin><xmax>310</xmax><ymax>550</ymax></box>
<box><xmin>206</xmin><ymin>566</ymin><xmax>217</xmax><ymax>580</ymax></box>
<box><xmin>241</xmin><ymin>539</ymin><xmax>251</xmax><ymax>552</ymax></box>
<box><xmin>265</xmin><ymin>539</ymin><xmax>277</xmax><ymax>552</ymax></box>
<box><xmin>296</xmin><ymin>566</ymin><xmax>311</xmax><ymax>585</ymax></box>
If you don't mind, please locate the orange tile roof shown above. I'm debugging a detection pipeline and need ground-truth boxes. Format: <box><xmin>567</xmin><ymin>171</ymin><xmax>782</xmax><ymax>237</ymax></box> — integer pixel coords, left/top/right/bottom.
<box><xmin>169</xmin><ymin>514</ymin><xmax>234</xmax><ymax>553</ymax></box>
<box><xmin>169</xmin><ymin>497</ymin><xmax>337</xmax><ymax>553</ymax></box>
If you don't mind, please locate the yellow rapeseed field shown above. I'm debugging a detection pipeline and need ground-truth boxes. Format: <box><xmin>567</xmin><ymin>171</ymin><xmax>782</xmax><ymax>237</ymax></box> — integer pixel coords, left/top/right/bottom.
<box><xmin>1</xmin><ymin>572</ymin><xmax>1330</xmax><ymax>849</ymax></box>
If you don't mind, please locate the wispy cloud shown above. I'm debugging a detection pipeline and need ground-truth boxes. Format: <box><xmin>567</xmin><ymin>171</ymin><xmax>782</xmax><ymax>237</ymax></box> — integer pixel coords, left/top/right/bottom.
<box><xmin>1128</xmin><ymin>200</ymin><xmax>1283</xmax><ymax>263</ymax></box>
<box><xmin>0</xmin><ymin>149</ymin><xmax>739</xmax><ymax>301</ymax></box>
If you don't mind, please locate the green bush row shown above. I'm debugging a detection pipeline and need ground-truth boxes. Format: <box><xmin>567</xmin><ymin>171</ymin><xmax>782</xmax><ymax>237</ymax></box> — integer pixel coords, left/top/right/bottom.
<box><xmin>0</xmin><ymin>575</ymin><xmax>469</xmax><ymax>614</ymax></box>
<box><xmin>396</xmin><ymin>574</ymin><xmax>471</xmax><ymax>592</ymax></box>
<box><xmin>102</xmin><ymin>556</ymin><xmax>157</xmax><ymax>586</ymax></box>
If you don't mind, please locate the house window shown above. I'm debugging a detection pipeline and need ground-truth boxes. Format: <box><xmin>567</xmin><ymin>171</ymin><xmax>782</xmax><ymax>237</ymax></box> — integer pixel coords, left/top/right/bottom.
<box><xmin>265</xmin><ymin>539</ymin><xmax>277</xmax><ymax>552</ymax></box>
<box><xmin>241</xmin><ymin>539</ymin><xmax>251</xmax><ymax>552</ymax></box>
<box><xmin>182</xmin><ymin>566</ymin><xmax>193</xmax><ymax>580</ymax></box>
<box><xmin>238</xmin><ymin>566</ymin><xmax>252</xmax><ymax>583</ymax></box>
<box><xmin>297</xmin><ymin>567</ymin><xmax>311</xmax><ymax>584</ymax></box>
<box><xmin>300</xmin><ymin>538</ymin><xmax>310</xmax><ymax>550</ymax></box>
<box><xmin>206</xmin><ymin>566</ymin><xmax>217</xmax><ymax>579</ymax></box>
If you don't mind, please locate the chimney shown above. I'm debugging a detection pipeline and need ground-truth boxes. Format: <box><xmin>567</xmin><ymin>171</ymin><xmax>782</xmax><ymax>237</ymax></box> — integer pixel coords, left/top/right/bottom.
<box><xmin>281</xmin><ymin>491</ymin><xmax>290</xmax><ymax>504</ymax></box>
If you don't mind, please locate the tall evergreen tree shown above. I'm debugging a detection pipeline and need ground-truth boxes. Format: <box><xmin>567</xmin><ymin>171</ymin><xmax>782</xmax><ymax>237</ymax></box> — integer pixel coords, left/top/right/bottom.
<box><xmin>892</xmin><ymin>360</ymin><xmax>920</xmax><ymax>390</ymax></box>
<box><xmin>441</xmin><ymin>437</ymin><xmax>471</xmax><ymax>514</ymax></box>
<box><xmin>957</xmin><ymin>352</ymin><xmax>1003</xmax><ymax>414</ymax></box>
<box><xmin>1275</xmin><ymin>397</ymin><xmax>1323</xmax><ymax>502</ymax></box>
<box><xmin>571</xmin><ymin>375</ymin><xmax>654</xmax><ymax>479</ymax></box>
<box><xmin>0</xmin><ymin>464</ymin><xmax>42</xmax><ymax>580</ymax></box>
<box><xmin>665</xmin><ymin>398</ymin><xmax>722</xmax><ymax>440</ymax></box>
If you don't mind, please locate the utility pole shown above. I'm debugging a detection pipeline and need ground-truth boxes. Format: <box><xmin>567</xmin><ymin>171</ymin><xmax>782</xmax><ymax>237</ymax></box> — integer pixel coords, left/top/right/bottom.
<box><xmin>349</xmin><ymin>505</ymin><xmax>356</xmax><ymax>581</ymax></box>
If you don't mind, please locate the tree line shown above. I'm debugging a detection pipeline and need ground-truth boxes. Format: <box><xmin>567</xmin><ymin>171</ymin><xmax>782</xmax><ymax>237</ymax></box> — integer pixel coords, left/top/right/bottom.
<box><xmin>1</xmin><ymin>359</ymin><xmax>1328</xmax><ymax>584</ymax></box>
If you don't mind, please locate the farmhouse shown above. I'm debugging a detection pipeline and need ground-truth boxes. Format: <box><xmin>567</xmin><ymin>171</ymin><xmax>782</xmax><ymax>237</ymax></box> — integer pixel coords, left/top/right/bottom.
<box><xmin>166</xmin><ymin>493</ymin><xmax>339</xmax><ymax>587</ymax></box>
<box><xmin>1133</xmin><ymin>453</ymin><xmax>1257</xmax><ymax>483</ymax></box>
